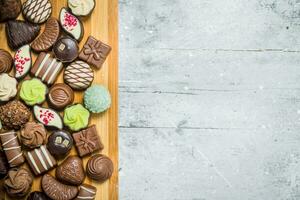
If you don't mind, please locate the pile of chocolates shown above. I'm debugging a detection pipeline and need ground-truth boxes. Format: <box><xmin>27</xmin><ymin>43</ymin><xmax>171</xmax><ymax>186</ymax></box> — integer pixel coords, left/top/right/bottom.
<box><xmin>0</xmin><ymin>0</ymin><xmax>114</xmax><ymax>199</ymax></box>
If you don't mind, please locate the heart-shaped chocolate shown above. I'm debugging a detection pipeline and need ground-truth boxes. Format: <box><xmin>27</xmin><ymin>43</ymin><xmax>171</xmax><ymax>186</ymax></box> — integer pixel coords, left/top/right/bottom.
<box><xmin>56</xmin><ymin>155</ymin><xmax>85</xmax><ymax>185</ymax></box>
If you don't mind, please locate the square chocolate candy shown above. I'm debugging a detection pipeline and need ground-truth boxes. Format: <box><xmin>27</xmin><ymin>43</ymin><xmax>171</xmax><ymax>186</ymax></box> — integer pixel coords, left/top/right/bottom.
<box><xmin>72</xmin><ymin>125</ymin><xmax>104</xmax><ymax>157</ymax></box>
<box><xmin>78</xmin><ymin>36</ymin><xmax>111</xmax><ymax>69</ymax></box>
<box><xmin>25</xmin><ymin>145</ymin><xmax>57</xmax><ymax>176</ymax></box>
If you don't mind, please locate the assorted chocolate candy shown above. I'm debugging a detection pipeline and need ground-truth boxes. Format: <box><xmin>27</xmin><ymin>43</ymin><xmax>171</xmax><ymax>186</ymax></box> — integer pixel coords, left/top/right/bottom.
<box><xmin>0</xmin><ymin>1</ymin><xmax>113</xmax><ymax>198</ymax></box>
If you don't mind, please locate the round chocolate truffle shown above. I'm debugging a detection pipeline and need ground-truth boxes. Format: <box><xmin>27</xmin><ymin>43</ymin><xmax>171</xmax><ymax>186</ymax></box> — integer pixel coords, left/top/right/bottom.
<box><xmin>86</xmin><ymin>154</ymin><xmax>113</xmax><ymax>182</ymax></box>
<box><xmin>27</xmin><ymin>191</ymin><xmax>51</xmax><ymax>200</ymax></box>
<box><xmin>0</xmin><ymin>0</ymin><xmax>22</xmax><ymax>22</ymax></box>
<box><xmin>53</xmin><ymin>37</ymin><xmax>79</xmax><ymax>63</ymax></box>
<box><xmin>48</xmin><ymin>83</ymin><xmax>74</xmax><ymax>110</ymax></box>
<box><xmin>20</xmin><ymin>122</ymin><xmax>47</xmax><ymax>149</ymax></box>
<box><xmin>47</xmin><ymin>130</ymin><xmax>73</xmax><ymax>158</ymax></box>
<box><xmin>0</xmin><ymin>49</ymin><xmax>12</xmax><ymax>73</ymax></box>
<box><xmin>0</xmin><ymin>100</ymin><xmax>31</xmax><ymax>130</ymax></box>
<box><xmin>4</xmin><ymin>168</ymin><xmax>33</xmax><ymax>197</ymax></box>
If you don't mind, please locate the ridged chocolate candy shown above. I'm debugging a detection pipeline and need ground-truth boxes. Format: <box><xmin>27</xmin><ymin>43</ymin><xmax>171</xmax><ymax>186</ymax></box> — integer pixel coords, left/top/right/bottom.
<box><xmin>0</xmin><ymin>49</ymin><xmax>12</xmax><ymax>73</ymax></box>
<box><xmin>42</xmin><ymin>174</ymin><xmax>78</xmax><ymax>200</ymax></box>
<box><xmin>5</xmin><ymin>20</ymin><xmax>40</xmax><ymax>50</ymax></box>
<box><xmin>31</xmin><ymin>18</ymin><xmax>60</xmax><ymax>52</ymax></box>
<box><xmin>75</xmin><ymin>184</ymin><xmax>97</xmax><ymax>200</ymax></box>
<box><xmin>48</xmin><ymin>83</ymin><xmax>74</xmax><ymax>110</ymax></box>
<box><xmin>86</xmin><ymin>154</ymin><xmax>113</xmax><ymax>182</ymax></box>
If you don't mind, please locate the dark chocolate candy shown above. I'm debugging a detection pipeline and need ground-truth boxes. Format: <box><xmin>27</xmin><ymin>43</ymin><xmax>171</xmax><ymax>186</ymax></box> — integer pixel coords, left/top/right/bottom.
<box><xmin>74</xmin><ymin>184</ymin><xmax>97</xmax><ymax>200</ymax></box>
<box><xmin>73</xmin><ymin>125</ymin><xmax>104</xmax><ymax>157</ymax></box>
<box><xmin>0</xmin><ymin>131</ymin><xmax>25</xmax><ymax>167</ymax></box>
<box><xmin>47</xmin><ymin>130</ymin><xmax>73</xmax><ymax>158</ymax></box>
<box><xmin>33</xmin><ymin>105</ymin><xmax>63</xmax><ymax>129</ymax></box>
<box><xmin>78</xmin><ymin>36</ymin><xmax>111</xmax><ymax>69</ymax></box>
<box><xmin>86</xmin><ymin>154</ymin><xmax>113</xmax><ymax>182</ymax></box>
<box><xmin>22</xmin><ymin>0</ymin><xmax>52</xmax><ymax>24</ymax></box>
<box><xmin>48</xmin><ymin>83</ymin><xmax>74</xmax><ymax>110</ymax></box>
<box><xmin>27</xmin><ymin>191</ymin><xmax>51</xmax><ymax>200</ymax></box>
<box><xmin>0</xmin><ymin>0</ymin><xmax>21</xmax><ymax>22</ymax></box>
<box><xmin>25</xmin><ymin>145</ymin><xmax>57</xmax><ymax>176</ymax></box>
<box><xmin>56</xmin><ymin>155</ymin><xmax>85</xmax><ymax>185</ymax></box>
<box><xmin>59</xmin><ymin>8</ymin><xmax>84</xmax><ymax>41</ymax></box>
<box><xmin>31</xmin><ymin>17</ymin><xmax>60</xmax><ymax>52</ymax></box>
<box><xmin>5</xmin><ymin>20</ymin><xmax>40</xmax><ymax>50</ymax></box>
<box><xmin>0</xmin><ymin>150</ymin><xmax>9</xmax><ymax>179</ymax></box>
<box><xmin>53</xmin><ymin>37</ymin><xmax>79</xmax><ymax>63</ymax></box>
<box><xmin>42</xmin><ymin>174</ymin><xmax>78</xmax><ymax>200</ymax></box>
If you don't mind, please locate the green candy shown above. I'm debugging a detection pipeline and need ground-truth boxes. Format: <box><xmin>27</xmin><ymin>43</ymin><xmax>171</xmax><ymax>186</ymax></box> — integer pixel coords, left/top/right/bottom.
<box><xmin>84</xmin><ymin>85</ymin><xmax>111</xmax><ymax>113</ymax></box>
<box><xmin>20</xmin><ymin>78</ymin><xmax>47</xmax><ymax>106</ymax></box>
<box><xmin>64</xmin><ymin>104</ymin><xmax>90</xmax><ymax>131</ymax></box>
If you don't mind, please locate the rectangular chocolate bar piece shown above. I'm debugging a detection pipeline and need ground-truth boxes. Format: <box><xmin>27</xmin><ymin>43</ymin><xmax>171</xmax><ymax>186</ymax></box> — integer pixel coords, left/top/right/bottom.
<box><xmin>78</xmin><ymin>36</ymin><xmax>111</xmax><ymax>69</ymax></box>
<box><xmin>73</xmin><ymin>125</ymin><xmax>104</xmax><ymax>157</ymax></box>
<box><xmin>31</xmin><ymin>52</ymin><xmax>63</xmax><ymax>85</ymax></box>
<box><xmin>0</xmin><ymin>131</ymin><xmax>25</xmax><ymax>167</ymax></box>
<box><xmin>25</xmin><ymin>145</ymin><xmax>57</xmax><ymax>176</ymax></box>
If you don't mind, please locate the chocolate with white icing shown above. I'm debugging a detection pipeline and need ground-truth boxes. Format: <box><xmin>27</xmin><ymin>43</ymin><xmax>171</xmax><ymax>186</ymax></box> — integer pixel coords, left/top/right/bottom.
<box><xmin>0</xmin><ymin>131</ymin><xmax>25</xmax><ymax>167</ymax></box>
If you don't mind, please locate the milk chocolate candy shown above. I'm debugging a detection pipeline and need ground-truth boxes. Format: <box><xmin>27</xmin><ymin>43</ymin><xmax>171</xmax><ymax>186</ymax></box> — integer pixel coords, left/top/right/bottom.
<box><xmin>0</xmin><ymin>0</ymin><xmax>21</xmax><ymax>22</ymax></box>
<box><xmin>22</xmin><ymin>0</ymin><xmax>52</xmax><ymax>24</ymax></box>
<box><xmin>33</xmin><ymin>105</ymin><xmax>63</xmax><ymax>129</ymax></box>
<box><xmin>68</xmin><ymin>0</ymin><xmax>95</xmax><ymax>17</ymax></box>
<box><xmin>79</xmin><ymin>36</ymin><xmax>111</xmax><ymax>69</ymax></box>
<box><xmin>86</xmin><ymin>154</ymin><xmax>113</xmax><ymax>182</ymax></box>
<box><xmin>75</xmin><ymin>184</ymin><xmax>97</xmax><ymax>200</ymax></box>
<box><xmin>27</xmin><ymin>191</ymin><xmax>51</xmax><ymax>200</ymax></box>
<box><xmin>73</xmin><ymin>125</ymin><xmax>104</xmax><ymax>157</ymax></box>
<box><xmin>31</xmin><ymin>52</ymin><xmax>63</xmax><ymax>85</ymax></box>
<box><xmin>53</xmin><ymin>37</ymin><xmax>79</xmax><ymax>63</ymax></box>
<box><xmin>21</xmin><ymin>122</ymin><xmax>47</xmax><ymax>149</ymax></box>
<box><xmin>56</xmin><ymin>155</ymin><xmax>84</xmax><ymax>185</ymax></box>
<box><xmin>4</xmin><ymin>168</ymin><xmax>33</xmax><ymax>197</ymax></box>
<box><xmin>0</xmin><ymin>150</ymin><xmax>9</xmax><ymax>179</ymax></box>
<box><xmin>59</xmin><ymin>8</ymin><xmax>83</xmax><ymax>41</ymax></box>
<box><xmin>48</xmin><ymin>83</ymin><xmax>74</xmax><ymax>110</ymax></box>
<box><xmin>25</xmin><ymin>145</ymin><xmax>57</xmax><ymax>176</ymax></box>
<box><xmin>0</xmin><ymin>131</ymin><xmax>25</xmax><ymax>167</ymax></box>
<box><xmin>64</xmin><ymin>60</ymin><xmax>94</xmax><ymax>90</ymax></box>
<box><xmin>0</xmin><ymin>49</ymin><xmax>13</xmax><ymax>73</ymax></box>
<box><xmin>14</xmin><ymin>45</ymin><xmax>32</xmax><ymax>79</ymax></box>
<box><xmin>5</xmin><ymin>20</ymin><xmax>40</xmax><ymax>50</ymax></box>
<box><xmin>47</xmin><ymin>130</ymin><xmax>73</xmax><ymax>158</ymax></box>
<box><xmin>42</xmin><ymin>174</ymin><xmax>78</xmax><ymax>200</ymax></box>
<box><xmin>31</xmin><ymin>18</ymin><xmax>60</xmax><ymax>52</ymax></box>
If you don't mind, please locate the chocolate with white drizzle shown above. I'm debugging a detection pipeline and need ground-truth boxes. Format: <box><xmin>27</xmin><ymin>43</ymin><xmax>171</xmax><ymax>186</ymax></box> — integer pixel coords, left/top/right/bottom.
<box><xmin>0</xmin><ymin>131</ymin><xmax>25</xmax><ymax>167</ymax></box>
<box><xmin>25</xmin><ymin>145</ymin><xmax>57</xmax><ymax>176</ymax></box>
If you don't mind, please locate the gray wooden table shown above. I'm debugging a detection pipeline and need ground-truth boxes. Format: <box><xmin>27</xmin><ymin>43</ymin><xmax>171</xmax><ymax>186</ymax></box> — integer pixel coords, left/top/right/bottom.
<box><xmin>119</xmin><ymin>0</ymin><xmax>300</xmax><ymax>199</ymax></box>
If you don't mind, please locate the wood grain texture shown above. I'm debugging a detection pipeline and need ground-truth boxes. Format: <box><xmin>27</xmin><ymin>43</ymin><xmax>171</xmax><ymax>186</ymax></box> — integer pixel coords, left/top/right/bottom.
<box><xmin>0</xmin><ymin>0</ymin><xmax>118</xmax><ymax>199</ymax></box>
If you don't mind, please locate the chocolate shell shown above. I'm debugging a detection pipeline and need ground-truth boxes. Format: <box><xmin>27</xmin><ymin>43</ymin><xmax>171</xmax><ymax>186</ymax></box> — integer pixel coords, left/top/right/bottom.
<box><xmin>48</xmin><ymin>83</ymin><xmax>74</xmax><ymax>110</ymax></box>
<box><xmin>0</xmin><ymin>49</ymin><xmax>13</xmax><ymax>73</ymax></box>
<box><xmin>6</xmin><ymin>20</ymin><xmax>40</xmax><ymax>50</ymax></box>
<box><xmin>86</xmin><ymin>154</ymin><xmax>113</xmax><ymax>182</ymax></box>
<box><xmin>33</xmin><ymin>105</ymin><xmax>63</xmax><ymax>129</ymax></box>
<box><xmin>59</xmin><ymin>8</ymin><xmax>83</xmax><ymax>41</ymax></box>
<box><xmin>47</xmin><ymin>130</ymin><xmax>73</xmax><ymax>158</ymax></box>
<box><xmin>56</xmin><ymin>156</ymin><xmax>84</xmax><ymax>185</ymax></box>
<box><xmin>42</xmin><ymin>174</ymin><xmax>78</xmax><ymax>200</ymax></box>
<box><xmin>14</xmin><ymin>45</ymin><xmax>32</xmax><ymax>79</ymax></box>
<box><xmin>22</xmin><ymin>0</ymin><xmax>52</xmax><ymax>24</ymax></box>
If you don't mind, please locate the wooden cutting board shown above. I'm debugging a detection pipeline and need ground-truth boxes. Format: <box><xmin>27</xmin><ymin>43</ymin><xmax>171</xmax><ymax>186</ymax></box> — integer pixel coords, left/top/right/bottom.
<box><xmin>0</xmin><ymin>0</ymin><xmax>118</xmax><ymax>199</ymax></box>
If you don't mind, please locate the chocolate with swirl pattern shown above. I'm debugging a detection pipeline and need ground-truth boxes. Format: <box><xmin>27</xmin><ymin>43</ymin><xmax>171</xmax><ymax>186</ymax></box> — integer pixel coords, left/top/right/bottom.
<box><xmin>0</xmin><ymin>49</ymin><xmax>12</xmax><ymax>73</ymax></box>
<box><xmin>4</xmin><ymin>168</ymin><xmax>33</xmax><ymax>197</ymax></box>
<box><xmin>48</xmin><ymin>83</ymin><xmax>74</xmax><ymax>110</ymax></box>
<box><xmin>86</xmin><ymin>154</ymin><xmax>113</xmax><ymax>182</ymax></box>
<box><xmin>20</xmin><ymin>122</ymin><xmax>47</xmax><ymax>149</ymax></box>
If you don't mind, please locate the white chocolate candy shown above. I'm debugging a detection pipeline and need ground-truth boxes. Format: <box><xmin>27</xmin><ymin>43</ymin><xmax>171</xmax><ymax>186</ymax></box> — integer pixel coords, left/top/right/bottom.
<box><xmin>0</xmin><ymin>73</ymin><xmax>17</xmax><ymax>102</ymax></box>
<box><xmin>14</xmin><ymin>45</ymin><xmax>32</xmax><ymax>79</ymax></box>
<box><xmin>33</xmin><ymin>105</ymin><xmax>63</xmax><ymax>129</ymax></box>
<box><xmin>59</xmin><ymin>8</ymin><xmax>83</xmax><ymax>41</ymax></box>
<box><xmin>68</xmin><ymin>0</ymin><xmax>95</xmax><ymax>16</ymax></box>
